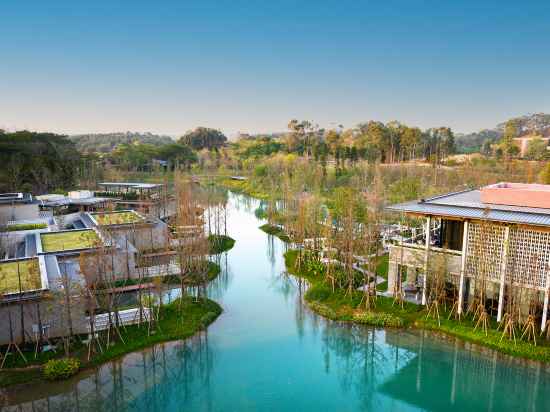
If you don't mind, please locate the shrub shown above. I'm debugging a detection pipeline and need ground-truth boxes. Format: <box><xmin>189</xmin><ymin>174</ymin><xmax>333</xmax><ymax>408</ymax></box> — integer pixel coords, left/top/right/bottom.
<box><xmin>308</xmin><ymin>301</ymin><xmax>337</xmax><ymax>319</ymax></box>
<box><xmin>305</xmin><ymin>284</ymin><xmax>331</xmax><ymax>302</ymax></box>
<box><xmin>43</xmin><ymin>358</ymin><xmax>80</xmax><ymax>381</ymax></box>
<box><xmin>352</xmin><ymin>311</ymin><xmax>403</xmax><ymax>328</ymax></box>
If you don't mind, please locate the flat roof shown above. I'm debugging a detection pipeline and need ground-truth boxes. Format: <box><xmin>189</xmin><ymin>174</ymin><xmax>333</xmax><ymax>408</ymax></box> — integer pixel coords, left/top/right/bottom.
<box><xmin>387</xmin><ymin>189</ymin><xmax>550</xmax><ymax>227</ymax></box>
<box><xmin>0</xmin><ymin>258</ymin><xmax>42</xmax><ymax>295</ymax></box>
<box><xmin>40</xmin><ymin>229</ymin><xmax>102</xmax><ymax>253</ymax></box>
<box><xmin>89</xmin><ymin>210</ymin><xmax>145</xmax><ymax>226</ymax></box>
<box><xmin>98</xmin><ymin>182</ymin><xmax>163</xmax><ymax>189</ymax></box>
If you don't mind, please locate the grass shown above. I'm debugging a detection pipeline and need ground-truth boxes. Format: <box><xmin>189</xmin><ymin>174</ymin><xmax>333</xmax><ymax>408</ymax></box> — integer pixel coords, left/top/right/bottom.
<box><xmin>284</xmin><ymin>249</ymin><xmax>550</xmax><ymax>363</ymax></box>
<box><xmin>208</xmin><ymin>234</ymin><xmax>236</xmax><ymax>254</ymax></box>
<box><xmin>91</xmin><ymin>211</ymin><xmax>144</xmax><ymax>226</ymax></box>
<box><xmin>218</xmin><ymin>178</ymin><xmax>271</xmax><ymax>199</ymax></box>
<box><xmin>0</xmin><ymin>259</ymin><xmax>42</xmax><ymax>294</ymax></box>
<box><xmin>259</xmin><ymin>223</ymin><xmax>290</xmax><ymax>242</ymax></box>
<box><xmin>41</xmin><ymin>230</ymin><xmax>101</xmax><ymax>252</ymax></box>
<box><xmin>0</xmin><ymin>296</ymin><xmax>222</xmax><ymax>388</ymax></box>
<box><xmin>1</xmin><ymin>223</ymin><xmax>47</xmax><ymax>232</ymax></box>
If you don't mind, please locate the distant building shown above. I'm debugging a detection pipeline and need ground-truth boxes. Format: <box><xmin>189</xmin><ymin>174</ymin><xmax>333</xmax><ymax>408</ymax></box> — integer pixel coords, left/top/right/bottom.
<box><xmin>512</xmin><ymin>134</ymin><xmax>550</xmax><ymax>157</ymax></box>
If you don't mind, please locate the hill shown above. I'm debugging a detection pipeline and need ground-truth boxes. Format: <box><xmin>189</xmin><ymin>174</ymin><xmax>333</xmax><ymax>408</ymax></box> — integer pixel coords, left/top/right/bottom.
<box><xmin>456</xmin><ymin>113</ymin><xmax>550</xmax><ymax>153</ymax></box>
<box><xmin>71</xmin><ymin>132</ymin><xmax>174</xmax><ymax>153</ymax></box>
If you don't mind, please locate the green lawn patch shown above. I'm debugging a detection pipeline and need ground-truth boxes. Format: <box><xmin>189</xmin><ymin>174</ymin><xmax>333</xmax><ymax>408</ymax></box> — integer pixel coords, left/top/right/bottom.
<box><xmin>0</xmin><ymin>296</ymin><xmax>222</xmax><ymax>388</ymax></box>
<box><xmin>259</xmin><ymin>223</ymin><xmax>290</xmax><ymax>242</ymax></box>
<box><xmin>0</xmin><ymin>258</ymin><xmax>42</xmax><ymax>295</ymax></box>
<box><xmin>41</xmin><ymin>230</ymin><xmax>101</xmax><ymax>252</ymax></box>
<box><xmin>284</xmin><ymin>248</ymin><xmax>550</xmax><ymax>363</ymax></box>
<box><xmin>208</xmin><ymin>234</ymin><xmax>236</xmax><ymax>254</ymax></box>
<box><xmin>1</xmin><ymin>223</ymin><xmax>47</xmax><ymax>232</ymax></box>
<box><xmin>91</xmin><ymin>211</ymin><xmax>144</xmax><ymax>226</ymax></box>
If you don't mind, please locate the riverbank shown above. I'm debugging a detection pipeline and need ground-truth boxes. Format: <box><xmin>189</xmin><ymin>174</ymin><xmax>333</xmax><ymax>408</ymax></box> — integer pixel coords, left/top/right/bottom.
<box><xmin>284</xmin><ymin>249</ymin><xmax>550</xmax><ymax>363</ymax></box>
<box><xmin>209</xmin><ymin>234</ymin><xmax>236</xmax><ymax>254</ymax></box>
<box><xmin>0</xmin><ymin>296</ymin><xmax>222</xmax><ymax>388</ymax></box>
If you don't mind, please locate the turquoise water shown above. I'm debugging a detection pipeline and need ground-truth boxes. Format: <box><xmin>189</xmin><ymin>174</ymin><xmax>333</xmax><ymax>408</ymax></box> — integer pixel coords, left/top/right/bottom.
<box><xmin>2</xmin><ymin>192</ymin><xmax>550</xmax><ymax>411</ymax></box>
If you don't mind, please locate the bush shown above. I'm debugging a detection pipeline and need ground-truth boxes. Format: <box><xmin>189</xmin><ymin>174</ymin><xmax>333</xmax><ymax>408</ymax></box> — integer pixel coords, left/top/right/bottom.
<box><xmin>352</xmin><ymin>311</ymin><xmax>403</xmax><ymax>328</ymax></box>
<box><xmin>305</xmin><ymin>284</ymin><xmax>331</xmax><ymax>302</ymax></box>
<box><xmin>43</xmin><ymin>358</ymin><xmax>80</xmax><ymax>381</ymax></box>
<box><xmin>308</xmin><ymin>301</ymin><xmax>337</xmax><ymax>319</ymax></box>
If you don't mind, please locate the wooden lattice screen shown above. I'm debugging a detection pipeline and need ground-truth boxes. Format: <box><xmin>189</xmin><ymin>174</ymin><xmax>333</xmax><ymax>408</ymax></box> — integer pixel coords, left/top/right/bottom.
<box><xmin>465</xmin><ymin>222</ymin><xmax>506</xmax><ymax>282</ymax></box>
<box><xmin>466</xmin><ymin>222</ymin><xmax>550</xmax><ymax>290</ymax></box>
<box><xmin>507</xmin><ymin>227</ymin><xmax>550</xmax><ymax>289</ymax></box>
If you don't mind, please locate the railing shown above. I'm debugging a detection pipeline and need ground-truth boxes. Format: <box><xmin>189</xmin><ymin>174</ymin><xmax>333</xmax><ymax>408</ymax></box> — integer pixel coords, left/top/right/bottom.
<box><xmin>86</xmin><ymin>307</ymin><xmax>151</xmax><ymax>332</ymax></box>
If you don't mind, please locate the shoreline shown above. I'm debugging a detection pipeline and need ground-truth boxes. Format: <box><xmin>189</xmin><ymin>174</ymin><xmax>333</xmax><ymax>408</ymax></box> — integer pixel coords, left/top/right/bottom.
<box><xmin>0</xmin><ymin>296</ymin><xmax>222</xmax><ymax>389</ymax></box>
<box><xmin>284</xmin><ymin>249</ymin><xmax>550</xmax><ymax>364</ymax></box>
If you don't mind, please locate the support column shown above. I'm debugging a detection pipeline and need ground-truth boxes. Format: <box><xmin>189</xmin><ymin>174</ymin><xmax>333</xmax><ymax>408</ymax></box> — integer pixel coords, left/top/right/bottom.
<box><xmin>497</xmin><ymin>226</ymin><xmax>510</xmax><ymax>322</ymax></box>
<box><xmin>422</xmin><ymin>216</ymin><xmax>431</xmax><ymax>306</ymax></box>
<box><xmin>457</xmin><ymin>220</ymin><xmax>469</xmax><ymax>315</ymax></box>
<box><xmin>541</xmin><ymin>273</ymin><xmax>550</xmax><ymax>332</ymax></box>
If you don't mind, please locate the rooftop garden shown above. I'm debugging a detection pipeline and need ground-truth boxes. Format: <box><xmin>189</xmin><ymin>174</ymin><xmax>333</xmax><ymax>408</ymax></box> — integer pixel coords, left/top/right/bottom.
<box><xmin>41</xmin><ymin>230</ymin><xmax>101</xmax><ymax>252</ymax></box>
<box><xmin>0</xmin><ymin>259</ymin><xmax>42</xmax><ymax>295</ymax></box>
<box><xmin>91</xmin><ymin>211</ymin><xmax>144</xmax><ymax>226</ymax></box>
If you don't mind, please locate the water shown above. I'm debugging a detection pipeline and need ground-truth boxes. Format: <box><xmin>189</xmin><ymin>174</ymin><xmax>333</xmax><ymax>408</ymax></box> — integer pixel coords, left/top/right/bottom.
<box><xmin>2</xmin><ymin>192</ymin><xmax>550</xmax><ymax>411</ymax></box>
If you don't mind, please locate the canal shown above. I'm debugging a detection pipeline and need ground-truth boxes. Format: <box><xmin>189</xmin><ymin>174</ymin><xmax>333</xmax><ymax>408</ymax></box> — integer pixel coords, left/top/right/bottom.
<box><xmin>2</xmin><ymin>192</ymin><xmax>549</xmax><ymax>411</ymax></box>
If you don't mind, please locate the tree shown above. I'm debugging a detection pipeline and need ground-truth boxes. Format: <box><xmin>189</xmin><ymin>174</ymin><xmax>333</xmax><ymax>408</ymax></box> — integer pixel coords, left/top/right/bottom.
<box><xmin>538</xmin><ymin>163</ymin><xmax>550</xmax><ymax>184</ymax></box>
<box><xmin>179</xmin><ymin>127</ymin><xmax>227</xmax><ymax>151</ymax></box>
<box><xmin>500</xmin><ymin>120</ymin><xmax>518</xmax><ymax>161</ymax></box>
<box><xmin>525</xmin><ymin>137</ymin><xmax>548</xmax><ymax>160</ymax></box>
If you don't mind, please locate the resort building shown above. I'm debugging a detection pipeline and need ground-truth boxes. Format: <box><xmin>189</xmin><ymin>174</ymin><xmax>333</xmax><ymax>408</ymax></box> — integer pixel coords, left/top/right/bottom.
<box><xmin>96</xmin><ymin>182</ymin><xmax>168</xmax><ymax>217</ymax></box>
<box><xmin>387</xmin><ymin>182</ymin><xmax>550</xmax><ymax>331</ymax></box>
<box><xmin>0</xmin><ymin>193</ymin><xmax>40</xmax><ymax>222</ymax></box>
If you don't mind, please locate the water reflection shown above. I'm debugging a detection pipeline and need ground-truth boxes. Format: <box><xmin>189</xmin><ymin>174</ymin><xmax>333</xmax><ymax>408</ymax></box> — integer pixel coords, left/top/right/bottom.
<box><xmin>2</xmin><ymin>192</ymin><xmax>549</xmax><ymax>411</ymax></box>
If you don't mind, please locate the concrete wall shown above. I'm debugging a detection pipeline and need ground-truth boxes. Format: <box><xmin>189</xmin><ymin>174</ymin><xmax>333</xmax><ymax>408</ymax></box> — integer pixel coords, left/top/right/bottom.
<box><xmin>388</xmin><ymin>244</ymin><xmax>462</xmax><ymax>293</ymax></box>
<box><xmin>0</xmin><ymin>203</ymin><xmax>40</xmax><ymax>222</ymax></box>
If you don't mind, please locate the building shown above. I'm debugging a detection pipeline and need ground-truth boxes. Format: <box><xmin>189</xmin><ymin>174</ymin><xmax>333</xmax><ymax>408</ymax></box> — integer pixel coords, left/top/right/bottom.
<box><xmin>0</xmin><ymin>193</ymin><xmax>40</xmax><ymax>222</ymax></box>
<box><xmin>513</xmin><ymin>134</ymin><xmax>550</xmax><ymax>157</ymax></box>
<box><xmin>386</xmin><ymin>182</ymin><xmax>550</xmax><ymax>332</ymax></box>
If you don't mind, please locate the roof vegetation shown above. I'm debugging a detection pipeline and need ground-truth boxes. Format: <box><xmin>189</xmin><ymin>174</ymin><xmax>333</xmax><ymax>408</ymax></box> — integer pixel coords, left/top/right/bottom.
<box><xmin>91</xmin><ymin>211</ymin><xmax>144</xmax><ymax>226</ymax></box>
<box><xmin>41</xmin><ymin>230</ymin><xmax>101</xmax><ymax>252</ymax></box>
<box><xmin>0</xmin><ymin>259</ymin><xmax>42</xmax><ymax>295</ymax></box>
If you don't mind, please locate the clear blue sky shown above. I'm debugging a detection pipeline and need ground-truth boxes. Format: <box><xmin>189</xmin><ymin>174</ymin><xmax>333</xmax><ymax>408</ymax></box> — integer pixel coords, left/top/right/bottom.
<box><xmin>1</xmin><ymin>0</ymin><xmax>549</xmax><ymax>136</ymax></box>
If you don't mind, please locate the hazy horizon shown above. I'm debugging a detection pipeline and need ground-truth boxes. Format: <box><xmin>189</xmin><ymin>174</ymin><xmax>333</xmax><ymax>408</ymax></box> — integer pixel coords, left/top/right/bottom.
<box><xmin>1</xmin><ymin>1</ymin><xmax>549</xmax><ymax>136</ymax></box>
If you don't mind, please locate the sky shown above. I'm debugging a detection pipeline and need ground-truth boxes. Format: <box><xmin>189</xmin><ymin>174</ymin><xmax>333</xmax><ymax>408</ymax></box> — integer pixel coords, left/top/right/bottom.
<box><xmin>1</xmin><ymin>0</ymin><xmax>549</xmax><ymax>137</ymax></box>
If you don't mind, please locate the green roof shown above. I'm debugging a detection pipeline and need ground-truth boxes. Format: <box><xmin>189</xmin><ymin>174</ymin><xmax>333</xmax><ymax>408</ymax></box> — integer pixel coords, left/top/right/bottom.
<box><xmin>91</xmin><ymin>211</ymin><xmax>144</xmax><ymax>226</ymax></box>
<box><xmin>41</xmin><ymin>230</ymin><xmax>101</xmax><ymax>252</ymax></box>
<box><xmin>0</xmin><ymin>259</ymin><xmax>42</xmax><ymax>295</ymax></box>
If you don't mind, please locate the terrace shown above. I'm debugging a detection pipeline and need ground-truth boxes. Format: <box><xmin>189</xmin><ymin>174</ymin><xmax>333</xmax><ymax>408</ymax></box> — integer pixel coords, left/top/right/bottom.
<box><xmin>89</xmin><ymin>210</ymin><xmax>145</xmax><ymax>226</ymax></box>
<box><xmin>40</xmin><ymin>229</ymin><xmax>102</xmax><ymax>253</ymax></box>
<box><xmin>0</xmin><ymin>258</ymin><xmax>43</xmax><ymax>295</ymax></box>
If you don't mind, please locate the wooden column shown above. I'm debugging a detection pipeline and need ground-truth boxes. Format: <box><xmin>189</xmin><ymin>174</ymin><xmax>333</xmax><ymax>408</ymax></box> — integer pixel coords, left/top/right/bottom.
<box><xmin>457</xmin><ymin>220</ymin><xmax>469</xmax><ymax>315</ymax></box>
<box><xmin>541</xmin><ymin>273</ymin><xmax>550</xmax><ymax>332</ymax></box>
<box><xmin>422</xmin><ymin>216</ymin><xmax>431</xmax><ymax>306</ymax></box>
<box><xmin>497</xmin><ymin>226</ymin><xmax>510</xmax><ymax>322</ymax></box>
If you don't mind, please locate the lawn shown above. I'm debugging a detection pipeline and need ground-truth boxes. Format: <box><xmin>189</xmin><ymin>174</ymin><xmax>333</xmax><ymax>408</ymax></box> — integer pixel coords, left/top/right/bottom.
<box><xmin>0</xmin><ymin>259</ymin><xmax>42</xmax><ymax>294</ymax></box>
<box><xmin>259</xmin><ymin>223</ymin><xmax>290</xmax><ymax>242</ymax></box>
<box><xmin>41</xmin><ymin>230</ymin><xmax>101</xmax><ymax>252</ymax></box>
<box><xmin>208</xmin><ymin>234</ymin><xmax>236</xmax><ymax>254</ymax></box>
<box><xmin>91</xmin><ymin>211</ymin><xmax>144</xmax><ymax>226</ymax></box>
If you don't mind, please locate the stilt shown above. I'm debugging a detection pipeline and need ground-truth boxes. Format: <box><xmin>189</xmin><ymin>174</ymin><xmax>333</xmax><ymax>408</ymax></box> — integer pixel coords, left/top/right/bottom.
<box><xmin>457</xmin><ymin>221</ymin><xmax>469</xmax><ymax>316</ymax></box>
<box><xmin>497</xmin><ymin>227</ymin><xmax>510</xmax><ymax>322</ymax></box>
<box><xmin>541</xmin><ymin>283</ymin><xmax>549</xmax><ymax>333</ymax></box>
<box><xmin>422</xmin><ymin>216</ymin><xmax>431</xmax><ymax>306</ymax></box>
